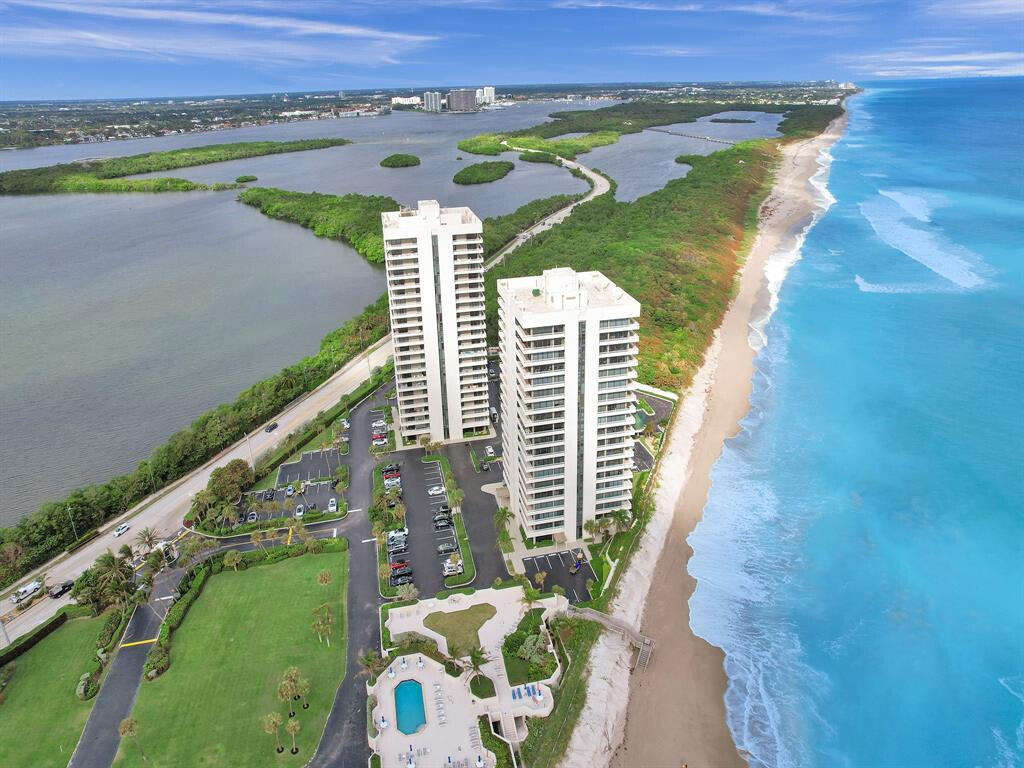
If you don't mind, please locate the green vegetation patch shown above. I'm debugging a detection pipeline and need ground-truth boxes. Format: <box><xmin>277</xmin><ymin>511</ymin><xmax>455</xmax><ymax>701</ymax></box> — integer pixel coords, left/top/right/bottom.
<box><xmin>238</xmin><ymin>187</ymin><xmax>399</xmax><ymax>263</ymax></box>
<box><xmin>423</xmin><ymin>603</ymin><xmax>497</xmax><ymax>653</ymax></box>
<box><xmin>0</xmin><ymin>613</ymin><xmax>107</xmax><ymax>768</ymax></box>
<box><xmin>470</xmin><ymin>674</ymin><xmax>497</xmax><ymax>699</ymax></box>
<box><xmin>0</xmin><ymin>138</ymin><xmax>350</xmax><ymax>195</ymax></box>
<box><xmin>115</xmin><ymin>550</ymin><xmax>347</xmax><ymax>767</ymax></box>
<box><xmin>486</xmin><ymin>141</ymin><xmax>777</xmax><ymax>390</ymax></box>
<box><xmin>453</xmin><ymin>160</ymin><xmax>515</xmax><ymax>185</ymax></box>
<box><xmin>501</xmin><ymin>608</ymin><xmax>556</xmax><ymax>685</ymax></box>
<box><xmin>235</xmin><ymin>174</ymin><xmax>258</xmax><ymax>183</ymax></box>
<box><xmin>482</xmin><ymin>194</ymin><xmax>582</xmax><ymax>259</ymax></box>
<box><xmin>518</xmin><ymin>151</ymin><xmax>559</xmax><ymax>164</ymax></box>
<box><xmin>518</xmin><ymin>617</ymin><xmax>601</xmax><ymax>768</ymax></box>
<box><xmin>379</xmin><ymin>153</ymin><xmax>421</xmax><ymax>168</ymax></box>
<box><xmin>478</xmin><ymin>717</ymin><xmax>514</xmax><ymax>768</ymax></box>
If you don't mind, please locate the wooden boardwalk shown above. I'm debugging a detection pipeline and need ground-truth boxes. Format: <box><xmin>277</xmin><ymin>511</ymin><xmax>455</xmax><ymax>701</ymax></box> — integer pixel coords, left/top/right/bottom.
<box><xmin>644</xmin><ymin>127</ymin><xmax>736</xmax><ymax>145</ymax></box>
<box><xmin>567</xmin><ymin>605</ymin><xmax>656</xmax><ymax>672</ymax></box>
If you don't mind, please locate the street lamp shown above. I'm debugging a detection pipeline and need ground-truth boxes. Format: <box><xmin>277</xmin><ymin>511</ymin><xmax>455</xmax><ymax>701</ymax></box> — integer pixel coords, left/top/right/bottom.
<box><xmin>66</xmin><ymin>505</ymin><xmax>79</xmax><ymax>542</ymax></box>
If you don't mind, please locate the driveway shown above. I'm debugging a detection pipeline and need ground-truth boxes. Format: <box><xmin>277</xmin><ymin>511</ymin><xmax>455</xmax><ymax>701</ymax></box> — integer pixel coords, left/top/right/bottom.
<box><xmin>522</xmin><ymin>550</ymin><xmax>596</xmax><ymax>604</ymax></box>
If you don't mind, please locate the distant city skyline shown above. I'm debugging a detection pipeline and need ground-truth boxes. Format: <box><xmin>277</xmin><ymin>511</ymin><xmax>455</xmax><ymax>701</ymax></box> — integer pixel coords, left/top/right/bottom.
<box><xmin>1</xmin><ymin>0</ymin><xmax>1022</xmax><ymax>100</ymax></box>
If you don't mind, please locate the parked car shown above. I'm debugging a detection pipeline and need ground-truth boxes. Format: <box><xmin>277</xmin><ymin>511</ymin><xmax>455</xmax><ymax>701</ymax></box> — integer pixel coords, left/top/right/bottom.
<box><xmin>481</xmin><ymin>461</ymin><xmax>490</xmax><ymax>471</ymax></box>
<box><xmin>340</xmin><ymin>419</ymin><xmax>350</xmax><ymax>430</ymax></box>
<box><xmin>265</xmin><ymin>422</ymin><xmax>279</xmax><ymax>433</ymax></box>
<box><xmin>390</xmin><ymin>575</ymin><xmax>414</xmax><ymax>587</ymax></box>
<box><xmin>263</xmin><ymin>488</ymin><xmax>275</xmax><ymax>501</ymax></box>
<box><xmin>427</xmin><ymin>486</ymin><xmax>445</xmax><ymax>497</ymax></box>
<box><xmin>371</xmin><ymin>420</ymin><xmax>386</xmax><ymax>429</ymax></box>
<box><xmin>388</xmin><ymin>545</ymin><xmax>408</xmax><ymax>557</ymax></box>
<box><xmin>490</xmin><ymin>407</ymin><xmax>498</xmax><ymax>422</ymax></box>
<box><xmin>328</xmin><ymin>498</ymin><xmax>338</xmax><ymax>513</ymax></box>
<box><xmin>434</xmin><ymin>519</ymin><xmax>452</xmax><ymax>530</ymax></box>
<box><xmin>246</xmin><ymin>512</ymin><xmax>258</xmax><ymax>523</ymax></box>
<box><xmin>391</xmin><ymin>564</ymin><xmax>412</xmax><ymax>577</ymax></box>
<box><xmin>372</xmin><ymin>433</ymin><xmax>387</xmax><ymax>442</ymax></box>
<box><xmin>437</xmin><ymin>542</ymin><xmax>458</xmax><ymax>555</ymax></box>
<box><xmin>442</xmin><ymin>560</ymin><xmax>464</xmax><ymax>577</ymax></box>
<box><xmin>387</xmin><ymin>527</ymin><xmax>409</xmax><ymax>541</ymax></box>
<box><xmin>113</xmin><ymin>523</ymin><xmax>130</xmax><ymax>537</ymax></box>
<box><xmin>433</xmin><ymin>511</ymin><xmax>452</xmax><ymax>522</ymax></box>
<box><xmin>372</xmin><ymin>438</ymin><xmax>388</xmax><ymax>447</ymax></box>
<box><xmin>485</xmin><ymin>446</ymin><xmax>496</xmax><ymax>459</ymax></box>
<box><xmin>294</xmin><ymin>505</ymin><xmax>305</xmax><ymax>518</ymax></box>
<box><xmin>436</xmin><ymin>504</ymin><xmax>451</xmax><ymax>515</ymax></box>
<box><xmin>49</xmin><ymin>580</ymin><xmax>74</xmax><ymax>599</ymax></box>
<box><xmin>384</xmin><ymin>478</ymin><xmax>402</xmax><ymax>490</ymax></box>
<box><xmin>10</xmin><ymin>580</ymin><xmax>42</xmax><ymax>604</ymax></box>
<box><xmin>383</xmin><ymin>463</ymin><xmax>400</xmax><ymax>473</ymax></box>
<box><xmin>286</xmin><ymin>485</ymin><xmax>295</xmax><ymax>497</ymax></box>
<box><xmin>389</xmin><ymin>560</ymin><xmax>410</xmax><ymax>570</ymax></box>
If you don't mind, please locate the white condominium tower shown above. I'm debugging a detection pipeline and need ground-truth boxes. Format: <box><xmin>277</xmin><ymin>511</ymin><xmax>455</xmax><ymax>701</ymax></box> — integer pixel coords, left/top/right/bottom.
<box><xmin>498</xmin><ymin>268</ymin><xmax>640</xmax><ymax>543</ymax></box>
<box><xmin>382</xmin><ymin>201</ymin><xmax>489</xmax><ymax>445</ymax></box>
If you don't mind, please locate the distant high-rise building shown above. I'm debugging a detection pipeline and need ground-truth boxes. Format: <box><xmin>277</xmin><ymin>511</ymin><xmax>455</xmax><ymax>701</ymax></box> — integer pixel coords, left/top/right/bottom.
<box><xmin>475</xmin><ymin>88</ymin><xmax>484</xmax><ymax>102</ymax></box>
<box><xmin>391</xmin><ymin>95</ymin><xmax>422</xmax><ymax>106</ymax></box>
<box><xmin>447</xmin><ymin>89</ymin><xmax>477</xmax><ymax>112</ymax></box>
<box><xmin>382</xmin><ymin>201</ymin><xmax>489</xmax><ymax>444</ymax></box>
<box><xmin>498</xmin><ymin>268</ymin><xmax>640</xmax><ymax>543</ymax></box>
<box><xmin>482</xmin><ymin>86</ymin><xmax>496</xmax><ymax>104</ymax></box>
<box><xmin>423</xmin><ymin>91</ymin><xmax>443</xmax><ymax>112</ymax></box>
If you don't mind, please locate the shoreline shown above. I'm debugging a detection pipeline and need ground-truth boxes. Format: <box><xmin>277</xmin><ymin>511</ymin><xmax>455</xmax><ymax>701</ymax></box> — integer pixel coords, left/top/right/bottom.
<box><xmin>562</xmin><ymin>113</ymin><xmax>848</xmax><ymax>768</ymax></box>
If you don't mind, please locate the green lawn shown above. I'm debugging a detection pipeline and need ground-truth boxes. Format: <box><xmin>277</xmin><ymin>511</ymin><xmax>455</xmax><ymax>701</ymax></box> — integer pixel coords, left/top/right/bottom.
<box><xmin>0</xmin><ymin>613</ymin><xmax>106</xmax><ymax>767</ymax></box>
<box><xmin>423</xmin><ymin>603</ymin><xmax>496</xmax><ymax>654</ymax></box>
<box><xmin>114</xmin><ymin>552</ymin><xmax>348</xmax><ymax>767</ymax></box>
<box><xmin>470</xmin><ymin>674</ymin><xmax>496</xmax><ymax>699</ymax></box>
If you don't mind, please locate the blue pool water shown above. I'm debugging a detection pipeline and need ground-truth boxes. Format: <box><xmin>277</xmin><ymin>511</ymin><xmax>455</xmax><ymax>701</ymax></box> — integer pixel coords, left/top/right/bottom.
<box><xmin>395</xmin><ymin>680</ymin><xmax>426</xmax><ymax>735</ymax></box>
<box><xmin>688</xmin><ymin>78</ymin><xmax>1024</xmax><ymax>768</ymax></box>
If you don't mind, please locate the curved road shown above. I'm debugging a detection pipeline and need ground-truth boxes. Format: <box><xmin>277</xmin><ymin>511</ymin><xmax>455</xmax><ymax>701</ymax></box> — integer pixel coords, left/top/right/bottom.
<box><xmin>2</xmin><ymin>152</ymin><xmax>606</xmax><ymax>646</ymax></box>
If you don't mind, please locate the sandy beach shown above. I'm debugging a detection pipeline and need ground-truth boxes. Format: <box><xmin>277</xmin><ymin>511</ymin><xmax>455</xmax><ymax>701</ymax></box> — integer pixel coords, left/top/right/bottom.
<box><xmin>561</xmin><ymin>114</ymin><xmax>848</xmax><ymax>768</ymax></box>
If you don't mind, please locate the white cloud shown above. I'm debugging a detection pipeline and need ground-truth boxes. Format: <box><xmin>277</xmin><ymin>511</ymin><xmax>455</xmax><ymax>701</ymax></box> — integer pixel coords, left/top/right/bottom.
<box><xmin>551</xmin><ymin>0</ymin><xmax>853</xmax><ymax>21</ymax></box>
<box><xmin>927</xmin><ymin>0</ymin><xmax>1024</xmax><ymax>17</ymax></box>
<box><xmin>617</xmin><ymin>44</ymin><xmax>704</xmax><ymax>56</ymax></box>
<box><xmin>837</xmin><ymin>44</ymin><xmax>1024</xmax><ymax>77</ymax></box>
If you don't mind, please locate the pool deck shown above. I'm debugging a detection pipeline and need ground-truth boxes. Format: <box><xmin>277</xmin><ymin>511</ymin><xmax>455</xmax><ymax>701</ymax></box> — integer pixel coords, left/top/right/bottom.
<box><xmin>371</xmin><ymin>588</ymin><xmax>567</xmax><ymax>765</ymax></box>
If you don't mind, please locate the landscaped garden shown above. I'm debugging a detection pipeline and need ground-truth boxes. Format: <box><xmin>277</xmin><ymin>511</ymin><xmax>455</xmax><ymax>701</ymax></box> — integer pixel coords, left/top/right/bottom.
<box><xmin>113</xmin><ymin>548</ymin><xmax>348</xmax><ymax>766</ymax></box>
<box><xmin>501</xmin><ymin>608</ymin><xmax>556</xmax><ymax>685</ymax></box>
<box><xmin>423</xmin><ymin>603</ymin><xmax>496</xmax><ymax>654</ymax></box>
<box><xmin>0</xmin><ymin>612</ymin><xmax>108</xmax><ymax>768</ymax></box>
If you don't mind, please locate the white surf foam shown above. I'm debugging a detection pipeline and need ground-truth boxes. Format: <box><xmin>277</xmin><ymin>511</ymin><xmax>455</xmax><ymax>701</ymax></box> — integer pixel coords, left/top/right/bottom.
<box><xmin>879</xmin><ymin>188</ymin><xmax>935</xmax><ymax>222</ymax></box>
<box><xmin>854</xmin><ymin>275</ymin><xmax>958</xmax><ymax>294</ymax></box>
<box><xmin>859</xmin><ymin>195</ymin><xmax>987</xmax><ymax>289</ymax></box>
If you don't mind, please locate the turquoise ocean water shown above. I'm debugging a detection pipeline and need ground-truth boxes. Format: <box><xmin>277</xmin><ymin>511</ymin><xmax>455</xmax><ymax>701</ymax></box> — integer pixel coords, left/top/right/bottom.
<box><xmin>688</xmin><ymin>78</ymin><xmax>1024</xmax><ymax>767</ymax></box>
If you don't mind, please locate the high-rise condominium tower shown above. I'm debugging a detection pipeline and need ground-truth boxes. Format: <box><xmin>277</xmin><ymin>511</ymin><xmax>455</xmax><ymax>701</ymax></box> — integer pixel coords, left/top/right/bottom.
<box><xmin>497</xmin><ymin>268</ymin><xmax>640</xmax><ymax>543</ymax></box>
<box><xmin>382</xmin><ymin>201</ymin><xmax>489</xmax><ymax>445</ymax></box>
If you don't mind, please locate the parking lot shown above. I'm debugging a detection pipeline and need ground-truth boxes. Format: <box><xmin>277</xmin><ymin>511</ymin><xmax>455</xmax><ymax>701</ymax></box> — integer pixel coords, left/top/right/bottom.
<box><xmin>522</xmin><ymin>550</ymin><xmax>597</xmax><ymax>604</ymax></box>
<box><xmin>634</xmin><ymin>441</ymin><xmax>654</xmax><ymax>472</ymax></box>
<box><xmin>276</xmin><ymin>447</ymin><xmax>346</xmax><ymax>485</ymax></box>
<box><xmin>240</xmin><ymin>480</ymin><xmax>342</xmax><ymax>523</ymax></box>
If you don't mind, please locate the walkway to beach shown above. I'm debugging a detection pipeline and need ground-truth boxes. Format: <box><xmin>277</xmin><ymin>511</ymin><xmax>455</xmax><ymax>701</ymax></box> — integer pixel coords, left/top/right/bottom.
<box><xmin>644</xmin><ymin>127</ymin><xmax>735</xmax><ymax>145</ymax></box>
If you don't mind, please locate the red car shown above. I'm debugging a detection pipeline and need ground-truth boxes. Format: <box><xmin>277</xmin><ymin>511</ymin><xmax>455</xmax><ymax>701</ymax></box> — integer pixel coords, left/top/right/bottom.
<box><xmin>389</xmin><ymin>560</ymin><xmax>409</xmax><ymax>570</ymax></box>
<box><xmin>372</xmin><ymin>432</ymin><xmax>387</xmax><ymax>441</ymax></box>
<box><xmin>383</xmin><ymin>471</ymin><xmax>401</xmax><ymax>480</ymax></box>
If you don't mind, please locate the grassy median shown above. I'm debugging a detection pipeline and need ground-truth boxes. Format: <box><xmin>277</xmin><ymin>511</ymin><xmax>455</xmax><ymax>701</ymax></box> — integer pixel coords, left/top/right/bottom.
<box><xmin>113</xmin><ymin>551</ymin><xmax>347</xmax><ymax>767</ymax></box>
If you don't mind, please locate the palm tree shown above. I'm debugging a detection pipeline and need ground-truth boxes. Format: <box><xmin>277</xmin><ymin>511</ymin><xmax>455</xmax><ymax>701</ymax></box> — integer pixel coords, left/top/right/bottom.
<box><xmin>583</xmin><ymin>519</ymin><xmax>597</xmax><ymax>541</ymax></box>
<box><xmin>135</xmin><ymin>527</ymin><xmax>158</xmax><ymax>554</ymax></box>
<box><xmin>311</xmin><ymin>614</ymin><xmax>325</xmax><ymax>644</ymax></box>
<box><xmin>378</xmin><ymin>563</ymin><xmax>392</xmax><ymax>584</ymax></box>
<box><xmin>391</xmin><ymin>501</ymin><xmax>407</xmax><ymax>525</ymax></box>
<box><xmin>317</xmin><ymin>569</ymin><xmax>332</xmax><ymax>587</ymax></box>
<box><xmin>179</xmin><ymin>536</ymin><xmax>204</xmax><ymax>564</ymax></box>
<box><xmin>118</xmin><ymin>717</ymin><xmax>146</xmax><ymax>761</ymax></box>
<box><xmin>262</xmin><ymin>712</ymin><xmax>285</xmax><ymax>754</ymax></box>
<box><xmin>448</xmin><ymin>486</ymin><xmax>466</xmax><ymax>510</ymax></box>
<box><xmin>358</xmin><ymin>649</ymin><xmax>385</xmax><ymax>679</ymax></box>
<box><xmin>396</xmin><ymin>583</ymin><xmax>419</xmax><ymax>602</ymax></box>
<box><xmin>216</xmin><ymin>505</ymin><xmax>239</xmax><ymax>528</ymax></box>
<box><xmin>284</xmin><ymin>666</ymin><xmax>301</xmax><ymax>687</ymax></box>
<box><xmin>250</xmin><ymin>530</ymin><xmax>265</xmax><ymax>554</ymax></box>
<box><xmin>285</xmin><ymin>718</ymin><xmax>301</xmax><ymax>754</ymax></box>
<box><xmin>278</xmin><ymin>679</ymin><xmax>297</xmax><ymax>718</ymax></box>
<box><xmin>118</xmin><ymin>543</ymin><xmax>135</xmax><ymax>562</ymax></box>
<box><xmin>523</xmin><ymin>585</ymin><xmax>541</xmax><ymax>609</ymax></box>
<box><xmin>533</xmin><ymin>570</ymin><xmax>548</xmax><ymax>592</ymax></box>
<box><xmin>467</xmin><ymin>646</ymin><xmax>489</xmax><ymax>677</ymax></box>
<box><xmin>223</xmin><ymin>550</ymin><xmax>242</xmax><ymax>572</ymax></box>
<box><xmin>610</xmin><ymin>507</ymin><xmax>631</xmax><ymax>534</ymax></box>
<box><xmin>296</xmin><ymin>678</ymin><xmax>311</xmax><ymax>710</ymax></box>
<box><xmin>493</xmin><ymin>507</ymin><xmax>513</xmax><ymax>530</ymax></box>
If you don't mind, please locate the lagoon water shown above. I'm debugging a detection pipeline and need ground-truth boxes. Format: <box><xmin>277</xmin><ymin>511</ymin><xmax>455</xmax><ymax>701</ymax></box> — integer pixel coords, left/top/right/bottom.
<box><xmin>688</xmin><ymin>79</ymin><xmax>1024</xmax><ymax>767</ymax></box>
<box><xmin>0</xmin><ymin>100</ymin><xmax>779</xmax><ymax>525</ymax></box>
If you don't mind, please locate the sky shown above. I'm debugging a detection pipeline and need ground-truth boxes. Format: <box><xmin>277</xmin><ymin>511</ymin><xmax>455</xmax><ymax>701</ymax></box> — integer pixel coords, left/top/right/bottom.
<box><xmin>1</xmin><ymin>0</ymin><xmax>1022</xmax><ymax>100</ymax></box>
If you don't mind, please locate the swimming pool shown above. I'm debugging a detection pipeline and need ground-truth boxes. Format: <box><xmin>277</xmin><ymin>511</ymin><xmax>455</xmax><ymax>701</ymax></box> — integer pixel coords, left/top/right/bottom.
<box><xmin>394</xmin><ymin>680</ymin><xmax>426</xmax><ymax>735</ymax></box>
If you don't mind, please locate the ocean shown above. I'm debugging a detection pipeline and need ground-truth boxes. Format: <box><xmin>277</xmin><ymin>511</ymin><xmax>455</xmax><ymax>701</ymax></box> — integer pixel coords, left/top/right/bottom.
<box><xmin>688</xmin><ymin>78</ymin><xmax>1024</xmax><ymax>767</ymax></box>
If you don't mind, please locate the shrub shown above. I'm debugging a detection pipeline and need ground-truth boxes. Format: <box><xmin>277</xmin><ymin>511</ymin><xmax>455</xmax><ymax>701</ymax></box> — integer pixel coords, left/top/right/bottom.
<box><xmin>235</xmin><ymin>175</ymin><xmax>258</xmax><ymax>183</ymax></box>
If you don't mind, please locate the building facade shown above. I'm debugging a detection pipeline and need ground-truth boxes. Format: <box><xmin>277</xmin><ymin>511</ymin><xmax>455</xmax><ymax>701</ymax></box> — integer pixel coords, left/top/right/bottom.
<box><xmin>382</xmin><ymin>201</ymin><xmax>490</xmax><ymax>445</ymax></box>
<box><xmin>447</xmin><ymin>89</ymin><xmax>477</xmax><ymax>112</ymax></box>
<box><xmin>482</xmin><ymin>86</ymin><xmax>496</xmax><ymax>104</ymax></box>
<box><xmin>391</xmin><ymin>95</ymin><xmax>422</xmax><ymax>106</ymax></box>
<box><xmin>423</xmin><ymin>91</ymin><xmax>443</xmax><ymax>112</ymax></box>
<box><xmin>497</xmin><ymin>268</ymin><xmax>640</xmax><ymax>543</ymax></box>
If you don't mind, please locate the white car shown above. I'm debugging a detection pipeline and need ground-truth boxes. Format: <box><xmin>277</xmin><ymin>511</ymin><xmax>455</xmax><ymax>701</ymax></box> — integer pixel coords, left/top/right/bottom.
<box><xmin>387</xmin><ymin>527</ymin><xmax>409</xmax><ymax>542</ymax></box>
<box><xmin>427</xmin><ymin>486</ymin><xmax>445</xmax><ymax>497</ymax></box>
<box><xmin>294</xmin><ymin>505</ymin><xmax>305</xmax><ymax>518</ymax></box>
<box><xmin>372</xmin><ymin>438</ymin><xmax>388</xmax><ymax>447</ymax></box>
<box><xmin>328</xmin><ymin>498</ymin><xmax>338</xmax><ymax>513</ymax></box>
<box><xmin>340</xmin><ymin>419</ymin><xmax>350</xmax><ymax>430</ymax></box>
<box><xmin>10</xmin><ymin>580</ymin><xmax>41</xmax><ymax>604</ymax></box>
<box><xmin>113</xmin><ymin>523</ymin><xmax>130</xmax><ymax>537</ymax></box>
<box><xmin>371</xmin><ymin>420</ymin><xmax>386</xmax><ymax>429</ymax></box>
<box><xmin>383</xmin><ymin>478</ymin><xmax>402</xmax><ymax>490</ymax></box>
<box><xmin>286</xmin><ymin>485</ymin><xmax>295</xmax><ymax>497</ymax></box>
<box><xmin>485</xmin><ymin>446</ymin><xmax>496</xmax><ymax>459</ymax></box>
<box><xmin>442</xmin><ymin>560</ymin><xmax>464</xmax><ymax>577</ymax></box>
